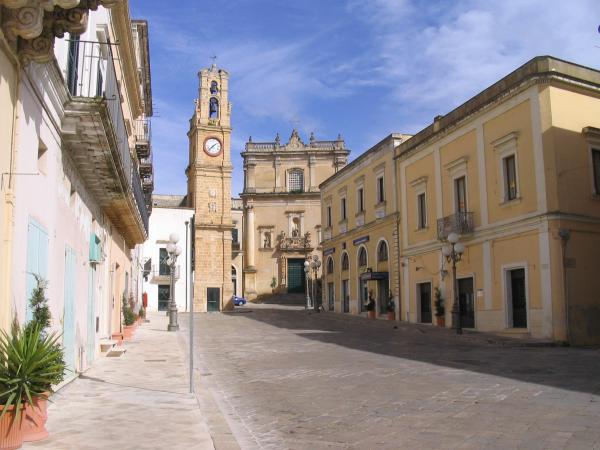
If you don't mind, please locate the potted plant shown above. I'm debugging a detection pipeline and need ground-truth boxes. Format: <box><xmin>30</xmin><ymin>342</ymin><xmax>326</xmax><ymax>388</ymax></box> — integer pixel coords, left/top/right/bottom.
<box><xmin>21</xmin><ymin>276</ymin><xmax>64</xmax><ymax>443</ymax></box>
<box><xmin>122</xmin><ymin>295</ymin><xmax>136</xmax><ymax>340</ymax></box>
<box><xmin>386</xmin><ymin>293</ymin><xmax>395</xmax><ymax>321</ymax></box>
<box><xmin>270</xmin><ymin>277</ymin><xmax>277</xmax><ymax>294</ymax></box>
<box><xmin>434</xmin><ymin>287</ymin><xmax>445</xmax><ymax>327</ymax></box>
<box><xmin>366</xmin><ymin>290</ymin><xmax>376</xmax><ymax>319</ymax></box>
<box><xmin>0</xmin><ymin>323</ymin><xmax>65</xmax><ymax>449</ymax></box>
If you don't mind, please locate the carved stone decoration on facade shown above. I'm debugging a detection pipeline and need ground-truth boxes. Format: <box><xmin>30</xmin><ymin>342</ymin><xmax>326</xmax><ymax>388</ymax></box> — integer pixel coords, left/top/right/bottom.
<box><xmin>0</xmin><ymin>0</ymin><xmax>121</xmax><ymax>64</ymax></box>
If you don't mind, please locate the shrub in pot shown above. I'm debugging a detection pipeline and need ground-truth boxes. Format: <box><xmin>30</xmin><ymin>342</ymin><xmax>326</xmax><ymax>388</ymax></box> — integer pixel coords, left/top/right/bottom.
<box><xmin>20</xmin><ymin>276</ymin><xmax>65</xmax><ymax>442</ymax></box>
<box><xmin>0</xmin><ymin>324</ymin><xmax>65</xmax><ymax>449</ymax></box>
<box><xmin>122</xmin><ymin>295</ymin><xmax>136</xmax><ymax>339</ymax></box>
<box><xmin>386</xmin><ymin>295</ymin><xmax>395</xmax><ymax>320</ymax></box>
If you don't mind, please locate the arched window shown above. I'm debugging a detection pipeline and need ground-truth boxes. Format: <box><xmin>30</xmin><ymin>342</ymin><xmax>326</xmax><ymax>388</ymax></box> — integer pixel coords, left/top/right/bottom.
<box><xmin>377</xmin><ymin>240</ymin><xmax>388</xmax><ymax>262</ymax></box>
<box><xmin>288</xmin><ymin>169</ymin><xmax>304</xmax><ymax>193</ymax></box>
<box><xmin>358</xmin><ymin>246</ymin><xmax>367</xmax><ymax>267</ymax></box>
<box><xmin>209</xmin><ymin>97</ymin><xmax>219</xmax><ymax>118</ymax></box>
<box><xmin>327</xmin><ymin>256</ymin><xmax>334</xmax><ymax>274</ymax></box>
<box><xmin>210</xmin><ymin>81</ymin><xmax>219</xmax><ymax>94</ymax></box>
<box><xmin>341</xmin><ymin>252</ymin><xmax>349</xmax><ymax>271</ymax></box>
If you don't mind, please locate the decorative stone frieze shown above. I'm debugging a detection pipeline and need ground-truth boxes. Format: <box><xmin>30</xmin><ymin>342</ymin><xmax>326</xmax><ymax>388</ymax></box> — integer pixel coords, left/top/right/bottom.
<box><xmin>0</xmin><ymin>0</ymin><xmax>120</xmax><ymax>64</ymax></box>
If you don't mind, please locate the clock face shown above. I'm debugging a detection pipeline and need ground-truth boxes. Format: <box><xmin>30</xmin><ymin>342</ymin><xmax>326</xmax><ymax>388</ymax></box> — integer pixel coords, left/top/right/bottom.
<box><xmin>204</xmin><ymin>138</ymin><xmax>222</xmax><ymax>156</ymax></box>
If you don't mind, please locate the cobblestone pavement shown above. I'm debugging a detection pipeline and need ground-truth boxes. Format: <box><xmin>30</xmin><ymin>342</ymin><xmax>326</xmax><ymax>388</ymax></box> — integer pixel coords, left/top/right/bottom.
<box><xmin>25</xmin><ymin>312</ymin><xmax>215</xmax><ymax>450</ymax></box>
<box><xmin>182</xmin><ymin>304</ymin><xmax>600</xmax><ymax>450</ymax></box>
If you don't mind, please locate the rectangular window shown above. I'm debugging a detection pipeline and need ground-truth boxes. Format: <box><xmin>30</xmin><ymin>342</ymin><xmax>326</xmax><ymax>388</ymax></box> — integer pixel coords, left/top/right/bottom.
<box><xmin>288</xmin><ymin>170</ymin><xmax>304</xmax><ymax>193</ymax></box>
<box><xmin>417</xmin><ymin>192</ymin><xmax>427</xmax><ymax>229</ymax></box>
<box><xmin>159</xmin><ymin>248</ymin><xmax>170</xmax><ymax>276</ymax></box>
<box><xmin>593</xmin><ymin>149</ymin><xmax>600</xmax><ymax>194</ymax></box>
<box><xmin>377</xmin><ymin>176</ymin><xmax>385</xmax><ymax>203</ymax></box>
<box><xmin>232</xmin><ymin>228</ymin><xmax>239</xmax><ymax>243</ymax></box>
<box><xmin>504</xmin><ymin>155</ymin><xmax>517</xmax><ymax>201</ymax></box>
<box><xmin>341</xmin><ymin>197</ymin><xmax>347</xmax><ymax>220</ymax></box>
<box><xmin>326</xmin><ymin>206</ymin><xmax>332</xmax><ymax>227</ymax></box>
<box><xmin>357</xmin><ymin>188</ymin><xmax>364</xmax><ymax>212</ymax></box>
<box><xmin>454</xmin><ymin>176</ymin><xmax>467</xmax><ymax>213</ymax></box>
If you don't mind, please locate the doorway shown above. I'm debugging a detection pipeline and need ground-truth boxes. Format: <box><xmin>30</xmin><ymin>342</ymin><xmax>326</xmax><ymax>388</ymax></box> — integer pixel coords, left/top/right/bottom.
<box><xmin>287</xmin><ymin>259</ymin><xmax>305</xmax><ymax>293</ymax></box>
<box><xmin>417</xmin><ymin>282</ymin><xmax>432</xmax><ymax>323</ymax></box>
<box><xmin>458</xmin><ymin>277</ymin><xmax>475</xmax><ymax>328</ymax></box>
<box><xmin>207</xmin><ymin>287</ymin><xmax>220</xmax><ymax>312</ymax></box>
<box><xmin>507</xmin><ymin>268</ymin><xmax>527</xmax><ymax>328</ymax></box>
<box><xmin>327</xmin><ymin>282</ymin><xmax>334</xmax><ymax>311</ymax></box>
<box><xmin>378</xmin><ymin>279</ymin><xmax>389</xmax><ymax>315</ymax></box>
<box><xmin>342</xmin><ymin>279</ymin><xmax>349</xmax><ymax>313</ymax></box>
<box><xmin>232</xmin><ymin>266</ymin><xmax>237</xmax><ymax>297</ymax></box>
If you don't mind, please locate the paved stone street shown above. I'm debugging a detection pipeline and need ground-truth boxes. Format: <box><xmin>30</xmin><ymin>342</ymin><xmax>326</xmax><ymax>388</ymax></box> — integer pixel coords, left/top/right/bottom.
<box><xmin>184</xmin><ymin>304</ymin><xmax>600</xmax><ymax>450</ymax></box>
<box><xmin>25</xmin><ymin>313</ymin><xmax>215</xmax><ymax>450</ymax></box>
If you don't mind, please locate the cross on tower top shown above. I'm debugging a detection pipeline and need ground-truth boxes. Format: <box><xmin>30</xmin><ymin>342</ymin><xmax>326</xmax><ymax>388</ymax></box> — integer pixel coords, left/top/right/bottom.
<box><xmin>210</xmin><ymin>55</ymin><xmax>218</xmax><ymax>68</ymax></box>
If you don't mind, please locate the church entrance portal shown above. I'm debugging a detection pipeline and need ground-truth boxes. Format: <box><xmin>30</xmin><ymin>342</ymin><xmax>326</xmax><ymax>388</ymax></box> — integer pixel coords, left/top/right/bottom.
<box><xmin>287</xmin><ymin>259</ymin><xmax>306</xmax><ymax>293</ymax></box>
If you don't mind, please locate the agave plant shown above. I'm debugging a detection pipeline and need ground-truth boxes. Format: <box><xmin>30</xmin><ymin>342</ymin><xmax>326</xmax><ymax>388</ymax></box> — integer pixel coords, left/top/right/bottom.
<box><xmin>0</xmin><ymin>324</ymin><xmax>65</xmax><ymax>420</ymax></box>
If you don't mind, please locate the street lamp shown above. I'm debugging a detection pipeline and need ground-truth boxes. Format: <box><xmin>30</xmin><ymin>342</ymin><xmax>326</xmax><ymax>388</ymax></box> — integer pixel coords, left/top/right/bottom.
<box><xmin>167</xmin><ymin>232</ymin><xmax>182</xmax><ymax>331</ymax></box>
<box><xmin>310</xmin><ymin>255</ymin><xmax>321</xmax><ymax>312</ymax></box>
<box><xmin>441</xmin><ymin>232</ymin><xmax>465</xmax><ymax>335</ymax></box>
<box><xmin>303</xmin><ymin>260</ymin><xmax>312</xmax><ymax>310</ymax></box>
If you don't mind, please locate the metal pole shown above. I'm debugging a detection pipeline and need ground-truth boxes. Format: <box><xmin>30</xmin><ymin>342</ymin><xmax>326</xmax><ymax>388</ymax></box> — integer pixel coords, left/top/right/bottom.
<box><xmin>187</xmin><ymin>220</ymin><xmax>193</xmax><ymax>393</ymax></box>
<box><xmin>305</xmin><ymin>267</ymin><xmax>311</xmax><ymax>310</ymax></box>
<box><xmin>168</xmin><ymin>255</ymin><xmax>179</xmax><ymax>331</ymax></box>
<box><xmin>451</xmin><ymin>247</ymin><xmax>462</xmax><ymax>335</ymax></box>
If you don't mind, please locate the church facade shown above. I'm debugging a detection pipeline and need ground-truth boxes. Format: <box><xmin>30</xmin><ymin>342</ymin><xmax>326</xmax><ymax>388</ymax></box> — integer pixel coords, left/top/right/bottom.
<box><xmin>241</xmin><ymin>131</ymin><xmax>350</xmax><ymax>300</ymax></box>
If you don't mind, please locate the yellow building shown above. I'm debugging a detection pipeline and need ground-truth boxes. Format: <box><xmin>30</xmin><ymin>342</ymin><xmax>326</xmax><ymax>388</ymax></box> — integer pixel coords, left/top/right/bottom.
<box><xmin>397</xmin><ymin>56</ymin><xmax>600</xmax><ymax>345</ymax></box>
<box><xmin>241</xmin><ymin>130</ymin><xmax>349</xmax><ymax>300</ymax></box>
<box><xmin>320</xmin><ymin>134</ymin><xmax>411</xmax><ymax>316</ymax></box>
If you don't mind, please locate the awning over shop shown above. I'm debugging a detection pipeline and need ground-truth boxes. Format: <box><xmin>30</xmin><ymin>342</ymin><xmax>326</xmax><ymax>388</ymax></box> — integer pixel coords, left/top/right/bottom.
<box><xmin>359</xmin><ymin>271</ymin><xmax>388</xmax><ymax>281</ymax></box>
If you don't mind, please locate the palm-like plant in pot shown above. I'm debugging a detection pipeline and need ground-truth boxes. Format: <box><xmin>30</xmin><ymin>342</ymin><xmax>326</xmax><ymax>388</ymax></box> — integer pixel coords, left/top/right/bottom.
<box><xmin>0</xmin><ymin>324</ymin><xmax>65</xmax><ymax>448</ymax></box>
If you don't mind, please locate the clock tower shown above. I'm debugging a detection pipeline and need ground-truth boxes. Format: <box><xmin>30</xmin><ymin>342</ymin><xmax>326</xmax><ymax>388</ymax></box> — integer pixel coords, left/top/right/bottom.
<box><xmin>187</xmin><ymin>64</ymin><xmax>234</xmax><ymax>312</ymax></box>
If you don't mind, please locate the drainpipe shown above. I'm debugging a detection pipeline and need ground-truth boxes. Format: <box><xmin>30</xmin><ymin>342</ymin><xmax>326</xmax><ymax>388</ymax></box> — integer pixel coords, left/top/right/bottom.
<box><xmin>558</xmin><ymin>228</ymin><xmax>571</xmax><ymax>344</ymax></box>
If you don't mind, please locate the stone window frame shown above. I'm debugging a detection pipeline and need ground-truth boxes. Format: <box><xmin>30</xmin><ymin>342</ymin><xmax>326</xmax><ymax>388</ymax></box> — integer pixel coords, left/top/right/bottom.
<box><xmin>377</xmin><ymin>239</ymin><xmax>388</xmax><ymax>263</ymax></box>
<box><xmin>326</xmin><ymin>256</ymin><xmax>335</xmax><ymax>275</ymax></box>
<box><xmin>287</xmin><ymin>168</ymin><xmax>305</xmax><ymax>193</ymax></box>
<box><xmin>410</xmin><ymin>176</ymin><xmax>428</xmax><ymax>231</ymax></box>
<box><xmin>444</xmin><ymin>156</ymin><xmax>470</xmax><ymax>214</ymax></box>
<box><xmin>583</xmin><ymin>127</ymin><xmax>600</xmax><ymax>198</ymax></box>
<box><xmin>373</xmin><ymin>163</ymin><xmax>386</xmax><ymax>206</ymax></box>
<box><xmin>492</xmin><ymin>132</ymin><xmax>521</xmax><ymax>205</ymax></box>
<box><xmin>341</xmin><ymin>251</ymin><xmax>350</xmax><ymax>271</ymax></box>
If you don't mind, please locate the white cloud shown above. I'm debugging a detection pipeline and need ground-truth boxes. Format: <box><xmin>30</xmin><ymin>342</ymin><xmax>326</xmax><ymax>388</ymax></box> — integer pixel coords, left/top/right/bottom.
<box><xmin>349</xmin><ymin>0</ymin><xmax>600</xmax><ymax>117</ymax></box>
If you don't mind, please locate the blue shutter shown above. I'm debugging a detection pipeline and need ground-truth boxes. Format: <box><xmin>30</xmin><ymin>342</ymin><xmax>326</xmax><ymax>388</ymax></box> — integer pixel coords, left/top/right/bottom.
<box><xmin>25</xmin><ymin>219</ymin><xmax>48</xmax><ymax>321</ymax></box>
<box><xmin>63</xmin><ymin>247</ymin><xmax>77</xmax><ymax>372</ymax></box>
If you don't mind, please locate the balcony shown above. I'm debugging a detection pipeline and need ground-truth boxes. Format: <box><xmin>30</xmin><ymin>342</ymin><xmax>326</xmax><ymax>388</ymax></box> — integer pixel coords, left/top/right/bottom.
<box><xmin>437</xmin><ymin>212</ymin><xmax>474</xmax><ymax>240</ymax></box>
<box><xmin>61</xmin><ymin>40</ymin><xmax>150</xmax><ymax>246</ymax></box>
<box><xmin>149</xmin><ymin>265</ymin><xmax>180</xmax><ymax>284</ymax></box>
<box><xmin>141</xmin><ymin>173</ymin><xmax>154</xmax><ymax>193</ymax></box>
<box><xmin>134</xmin><ymin>119</ymin><xmax>151</xmax><ymax>159</ymax></box>
<box><xmin>139</xmin><ymin>154</ymin><xmax>153</xmax><ymax>176</ymax></box>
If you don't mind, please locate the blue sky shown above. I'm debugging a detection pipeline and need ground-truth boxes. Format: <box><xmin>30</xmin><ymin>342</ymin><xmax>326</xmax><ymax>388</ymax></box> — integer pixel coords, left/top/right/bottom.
<box><xmin>129</xmin><ymin>0</ymin><xmax>600</xmax><ymax>198</ymax></box>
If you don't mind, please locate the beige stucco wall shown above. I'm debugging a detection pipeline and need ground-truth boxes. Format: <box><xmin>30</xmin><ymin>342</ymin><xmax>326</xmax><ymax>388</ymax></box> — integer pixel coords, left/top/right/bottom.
<box><xmin>0</xmin><ymin>42</ymin><xmax>18</xmax><ymax>332</ymax></box>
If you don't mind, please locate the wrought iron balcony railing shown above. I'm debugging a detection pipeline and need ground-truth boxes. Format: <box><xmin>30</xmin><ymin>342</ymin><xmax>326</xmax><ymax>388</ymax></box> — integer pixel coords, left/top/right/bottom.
<box><xmin>437</xmin><ymin>211</ymin><xmax>474</xmax><ymax>240</ymax></box>
<box><xmin>148</xmin><ymin>264</ymin><xmax>180</xmax><ymax>282</ymax></box>
<box><xmin>134</xmin><ymin>118</ymin><xmax>151</xmax><ymax>158</ymax></box>
<box><xmin>63</xmin><ymin>39</ymin><xmax>150</xmax><ymax>240</ymax></box>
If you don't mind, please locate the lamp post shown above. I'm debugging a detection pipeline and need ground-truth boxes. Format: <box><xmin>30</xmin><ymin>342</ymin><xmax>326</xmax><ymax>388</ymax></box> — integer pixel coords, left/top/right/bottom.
<box><xmin>166</xmin><ymin>232</ymin><xmax>182</xmax><ymax>331</ymax></box>
<box><xmin>310</xmin><ymin>255</ymin><xmax>321</xmax><ymax>312</ymax></box>
<box><xmin>304</xmin><ymin>260</ymin><xmax>312</xmax><ymax>310</ymax></box>
<box><xmin>441</xmin><ymin>232</ymin><xmax>465</xmax><ymax>335</ymax></box>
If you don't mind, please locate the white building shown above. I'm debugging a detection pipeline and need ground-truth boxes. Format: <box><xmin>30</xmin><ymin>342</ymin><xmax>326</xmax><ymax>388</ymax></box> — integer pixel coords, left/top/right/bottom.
<box><xmin>143</xmin><ymin>196</ymin><xmax>194</xmax><ymax>312</ymax></box>
<box><xmin>5</xmin><ymin>1</ymin><xmax>153</xmax><ymax>374</ymax></box>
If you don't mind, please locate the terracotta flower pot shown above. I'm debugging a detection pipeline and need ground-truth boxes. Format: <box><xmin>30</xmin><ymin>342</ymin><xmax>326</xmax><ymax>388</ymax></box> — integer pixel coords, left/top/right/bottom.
<box><xmin>436</xmin><ymin>315</ymin><xmax>446</xmax><ymax>327</ymax></box>
<box><xmin>368</xmin><ymin>310</ymin><xmax>376</xmax><ymax>319</ymax></box>
<box><xmin>0</xmin><ymin>404</ymin><xmax>24</xmax><ymax>450</ymax></box>
<box><xmin>123</xmin><ymin>325</ymin><xmax>135</xmax><ymax>340</ymax></box>
<box><xmin>22</xmin><ymin>393</ymin><xmax>49</xmax><ymax>442</ymax></box>
<box><xmin>387</xmin><ymin>311</ymin><xmax>395</xmax><ymax>321</ymax></box>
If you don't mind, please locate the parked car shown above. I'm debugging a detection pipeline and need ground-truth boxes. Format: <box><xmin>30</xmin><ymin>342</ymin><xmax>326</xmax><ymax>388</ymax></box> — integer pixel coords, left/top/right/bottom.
<box><xmin>232</xmin><ymin>295</ymin><xmax>247</xmax><ymax>306</ymax></box>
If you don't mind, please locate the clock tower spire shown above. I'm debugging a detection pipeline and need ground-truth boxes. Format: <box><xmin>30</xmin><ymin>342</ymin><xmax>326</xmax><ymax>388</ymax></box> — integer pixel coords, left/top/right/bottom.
<box><xmin>187</xmin><ymin>64</ymin><xmax>234</xmax><ymax>311</ymax></box>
